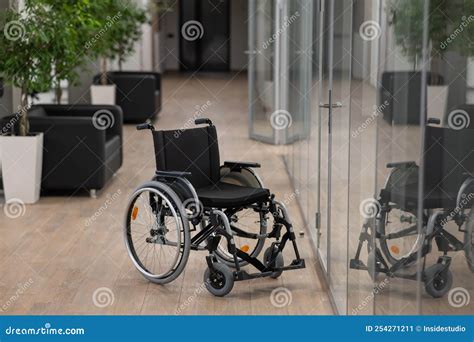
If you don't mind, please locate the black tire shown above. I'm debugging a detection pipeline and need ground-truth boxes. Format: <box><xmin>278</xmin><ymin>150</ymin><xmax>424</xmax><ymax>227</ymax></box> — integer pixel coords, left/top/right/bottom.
<box><xmin>214</xmin><ymin>166</ymin><xmax>267</xmax><ymax>267</ymax></box>
<box><xmin>424</xmin><ymin>264</ymin><xmax>453</xmax><ymax>298</ymax></box>
<box><xmin>264</xmin><ymin>246</ymin><xmax>284</xmax><ymax>279</ymax></box>
<box><xmin>124</xmin><ymin>181</ymin><xmax>191</xmax><ymax>285</ymax></box>
<box><xmin>204</xmin><ymin>263</ymin><xmax>234</xmax><ymax>297</ymax></box>
<box><xmin>464</xmin><ymin>208</ymin><xmax>474</xmax><ymax>272</ymax></box>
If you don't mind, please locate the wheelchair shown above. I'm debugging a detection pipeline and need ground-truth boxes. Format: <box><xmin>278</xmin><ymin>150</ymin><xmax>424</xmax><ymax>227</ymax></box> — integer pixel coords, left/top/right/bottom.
<box><xmin>350</xmin><ymin>119</ymin><xmax>474</xmax><ymax>298</ymax></box>
<box><xmin>124</xmin><ymin>118</ymin><xmax>305</xmax><ymax>296</ymax></box>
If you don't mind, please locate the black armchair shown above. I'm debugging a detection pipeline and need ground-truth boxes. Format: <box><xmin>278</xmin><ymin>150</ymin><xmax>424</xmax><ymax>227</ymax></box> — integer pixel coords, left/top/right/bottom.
<box><xmin>94</xmin><ymin>71</ymin><xmax>161</xmax><ymax>123</ymax></box>
<box><xmin>1</xmin><ymin>104</ymin><xmax>123</xmax><ymax>195</ymax></box>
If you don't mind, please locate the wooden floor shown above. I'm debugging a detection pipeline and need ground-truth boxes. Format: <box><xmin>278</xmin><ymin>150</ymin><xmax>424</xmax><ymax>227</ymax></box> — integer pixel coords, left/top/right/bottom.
<box><xmin>0</xmin><ymin>73</ymin><xmax>333</xmax><ymax>315</ymax></box>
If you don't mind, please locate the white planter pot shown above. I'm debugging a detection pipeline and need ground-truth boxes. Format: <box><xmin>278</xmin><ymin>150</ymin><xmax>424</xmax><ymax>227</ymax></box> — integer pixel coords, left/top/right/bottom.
<box><xmin>427</xmin><ymin>85</ymin><xmax>448</xmax><ymax>123</ymax></box>
<box><xmin>91</xmin><ymin>84</ymin><xmax>116</xmax><ymax>105</ymax></box>
<box><xmin>0</xmin><ymin>133</ymin><xmax>43</xmax><ymax>204</ymax></box>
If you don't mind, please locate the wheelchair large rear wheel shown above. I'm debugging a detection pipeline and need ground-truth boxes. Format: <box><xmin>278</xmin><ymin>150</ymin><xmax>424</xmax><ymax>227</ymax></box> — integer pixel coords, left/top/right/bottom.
<box><xmin>125</xmin><ymin>182</ymin><xmax>191</xmax><ymax>284</ymax></box>
<box><xmin>464</xmin><ymin>207</ymin><xmax>474</xmax><ymax>272</ymax></box>
<box><xmin>377</xmin><ymin>208</ymin><xmax>424</xmax><ymax>266</ymax></box>
<box><xmin>214</xmin><ymin>166</ymin><xmax>267</xmax><ymax>267</ymax></box>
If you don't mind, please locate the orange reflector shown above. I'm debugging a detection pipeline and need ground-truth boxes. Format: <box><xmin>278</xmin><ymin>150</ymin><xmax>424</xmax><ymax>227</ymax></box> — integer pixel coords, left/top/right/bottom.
<box><xmin>391</xmin><ymin>245</ymin><xmax>400</xmax><ymax>254</ymax></box>
<box><xmin>240</xmin><ymin>245</ymin><xmax>250</xmax><ymax>253</ymax></box>
<box><xmin>132</xmin><ymin>206</ymin><xmax>139</xmax><ymax>220</ymax></box>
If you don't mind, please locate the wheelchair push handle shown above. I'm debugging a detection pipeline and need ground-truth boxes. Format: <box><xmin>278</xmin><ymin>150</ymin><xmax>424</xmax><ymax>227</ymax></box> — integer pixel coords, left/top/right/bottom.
<box><xmin>194</xmin><ymin>118</ymin><xmax>213</xmax><ymax>126</ymax></box>
<box><xmin>136</xmin><ymin>123</ymin><xmax>155</xmax><ymax>131</ymax></box>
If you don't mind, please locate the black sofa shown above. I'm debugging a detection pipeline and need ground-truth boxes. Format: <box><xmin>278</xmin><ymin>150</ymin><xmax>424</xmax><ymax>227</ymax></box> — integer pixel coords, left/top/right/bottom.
<box><xmin>1</xmin><ymin>104</ymin><xmax>123</xmax><ymax>196</ymax></box>
<box><xmin>94</xmin><ymin>71</ymin><xmax>161</xmax><ymax>123</ymax></box>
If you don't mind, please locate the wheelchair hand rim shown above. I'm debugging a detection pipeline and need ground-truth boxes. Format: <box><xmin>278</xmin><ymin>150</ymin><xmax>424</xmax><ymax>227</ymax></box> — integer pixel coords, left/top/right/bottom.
<box><xmin>125</xmin><ymin>186</ymin><xmax>186</xmax><ymax>280</ymax></box>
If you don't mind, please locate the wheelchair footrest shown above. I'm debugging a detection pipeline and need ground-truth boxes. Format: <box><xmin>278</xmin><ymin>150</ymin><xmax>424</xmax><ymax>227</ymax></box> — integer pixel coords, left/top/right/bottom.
<box><xmin>350</xmin><ymin>258</ymin><xmax>367</xmax><ymax>270</ymax></box>
<box><xmin>234</xmin><ymin>259</ymin><xmax>305</xmax><ymax>281</ymax></box>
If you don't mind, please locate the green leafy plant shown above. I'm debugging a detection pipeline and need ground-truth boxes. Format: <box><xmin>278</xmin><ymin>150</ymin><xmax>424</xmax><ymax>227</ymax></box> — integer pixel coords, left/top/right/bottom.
<box><xmin>0</xmin><ymin>2</ymin><xmax>55</xmax><ymax>135</ymax></box>
<box><xmin>24</xmin><ymin>0</ymin><xmax>115</xmax><ymax>104</ymax></box>
<box><xmin>388</xmin><ymin>0</ymin><xmax>449</xmax><ymax>69</ymax></box>
<box><xmin>29</xmin><ymin>0</ymin><xmax>107</xmax><ymax>104</ymax></box>
<box><xmin>88</xmin><ymin>0</ymin><xmax>148</xmax><ymax>84</ymax></box>
<box><xmin>115</xmin><ymin>3</ymin><xmax>148</xmax><ymax>71</ymax></box>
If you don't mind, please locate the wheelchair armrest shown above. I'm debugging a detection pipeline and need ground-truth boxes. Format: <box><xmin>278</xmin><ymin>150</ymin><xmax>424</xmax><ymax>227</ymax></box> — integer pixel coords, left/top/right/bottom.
<box><xmin>224</xmin><ymin>161</ymin><xmax>261</xmax><ymax>172</ymax></box>
<box><xmin>155</xmin><ymin>171</ymin><xmax>192</xmax><ymax>178</ymax></box>
<box><xmin>386</xmin><ymin>161</ymin><xmax>416</xmax><ymax>169</ymax></box>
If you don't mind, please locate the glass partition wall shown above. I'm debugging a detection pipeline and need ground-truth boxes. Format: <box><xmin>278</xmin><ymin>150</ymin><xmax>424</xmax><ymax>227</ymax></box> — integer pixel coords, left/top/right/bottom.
<box><xmin>248</xmin><ymin>0</ymin><xmax>312</xmax><ymax>145</ymax></box>
<box><xmin>282</xmin><ymin>0</ymin><xmax>473</xmax><ymax>315</ymax></box>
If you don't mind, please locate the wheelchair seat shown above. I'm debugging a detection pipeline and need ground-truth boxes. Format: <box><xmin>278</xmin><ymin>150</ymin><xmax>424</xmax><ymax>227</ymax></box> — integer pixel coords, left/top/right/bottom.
<box><xmin>152</xmin><ymin>123</ymin><xmax>270</xmax><ymax>208</ymax></box>
<box><xmin>196</xmin><ymin>181</ymin><xmax>270</xmax><ymax>208</ymax></box>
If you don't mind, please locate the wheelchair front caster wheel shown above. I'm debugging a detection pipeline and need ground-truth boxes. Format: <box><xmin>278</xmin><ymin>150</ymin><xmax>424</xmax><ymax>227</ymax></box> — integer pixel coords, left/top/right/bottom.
<box><xmin>204</xmin><ymin>263</ymin><xmax>234</xmax><ymax>297</ymax></box>
<box><xmin>424</xmin><ymin>264</ymin><xmax>453</xmax><ymax>298</ymax></box>
<box><xmin>264</xmin><ymin>246</ymin><xmax>284</xmax><ymax>279</ymax></box>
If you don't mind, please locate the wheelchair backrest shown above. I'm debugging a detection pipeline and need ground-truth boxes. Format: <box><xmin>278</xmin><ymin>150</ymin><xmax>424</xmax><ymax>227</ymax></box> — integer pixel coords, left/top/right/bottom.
<box><xmin>152</xmin><ymin>126</ymin><xmax>221</xmax><ymax>188</ymax></box>
<box><xmin>424</xmin><ymin>126</ymin><xmax>474</xmax><ymax>195</ymax></box>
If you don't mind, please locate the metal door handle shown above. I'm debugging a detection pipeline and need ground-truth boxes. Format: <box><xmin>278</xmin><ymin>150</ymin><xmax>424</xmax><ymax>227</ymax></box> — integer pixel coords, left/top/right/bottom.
<box><xmin>319</xmin><ymin>102</ymin><xmax>343</xmax><ymax>109</ymax></box>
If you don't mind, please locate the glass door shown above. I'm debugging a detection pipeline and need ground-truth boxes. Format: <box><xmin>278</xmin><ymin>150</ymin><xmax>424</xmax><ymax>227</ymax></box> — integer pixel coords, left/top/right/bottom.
<box><xmin>287</xmin><ymin>0</ymin><xmax>313</xmax><ymax>211</ymax></box>
<box><xmin>248</xmin><ymin>0</ymin><xmax>311</xmax><ymax>145</ymax></box>
<box><xmin>316</xmin><ymin>0</ymin><xmax>332</xmax><ymax>274</ymax></box>
<box><xmin>317</xmin><ymin>0</ymin><xmax>353</xmax><ymax>314</ymax></box>
<box><xmin>248</xmin><ymin>0</ymin><xmax>275</xmax><ymax>144</ymax></box>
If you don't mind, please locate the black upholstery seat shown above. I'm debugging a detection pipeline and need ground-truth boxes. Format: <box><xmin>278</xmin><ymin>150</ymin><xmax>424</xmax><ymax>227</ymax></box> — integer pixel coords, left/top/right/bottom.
<box><xmin>196</xmin><ymin>182</ymin><xmax>270</xmax><ymax>208</ymax></box>
<box><xmin>152</xmin><ymin>125</ymin><xmax>270</xmax><ymax>208</ymax></box>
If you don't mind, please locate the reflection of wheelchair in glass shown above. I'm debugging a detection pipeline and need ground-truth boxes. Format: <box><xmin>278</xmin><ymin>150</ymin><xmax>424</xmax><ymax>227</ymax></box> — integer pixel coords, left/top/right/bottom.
<box><xmin>124</xmin><ymin>118</ymin><xmax>305</xmax><ymax>296</ymax></box>
<box><xmin>351</xmin><ymin>121</ymin><xmax>474</xmax><ymax>298</ymax></box>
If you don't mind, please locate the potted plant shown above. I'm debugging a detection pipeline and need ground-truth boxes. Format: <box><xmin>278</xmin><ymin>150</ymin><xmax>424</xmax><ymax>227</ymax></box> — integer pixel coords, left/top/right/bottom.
<box><xmin>36</xmin><ymin>0</ymin><xmax>104</xmax><ymax>104</ymax></box>
<box><xmin>114</xmin><ymin>3</ymin><xmax>148</xmax><ymax>71</ymax></box>
<box><xmin>0</xmin><ymin>2</ymin><xmax>55</xmax><ymax>203</ymax></box>
<box><xmin>23</xmin><ymin>0</ymin><xmax>115</xmax><ymax>105</ymax></box>
<box><xmin>388</xmin><ymin>0</ymin><xmax>450</xmax><ymax>122</ymax></box>
<box><xmin>448</xmin><ymin>1</ymin><xmax>474</xmax><ymax>104</ymax></box>
<box><xmin>89</xmin><ymin>1</ymin><xmax>148</xmax><ymax>105</ymax></box>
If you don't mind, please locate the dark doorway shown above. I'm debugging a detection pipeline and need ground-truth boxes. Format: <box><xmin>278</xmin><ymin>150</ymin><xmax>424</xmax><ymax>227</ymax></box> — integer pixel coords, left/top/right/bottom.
<box><xmin>179</xmin><ymin>0</ymin><xmax>230</xmax><ymax>72</ymax></box>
